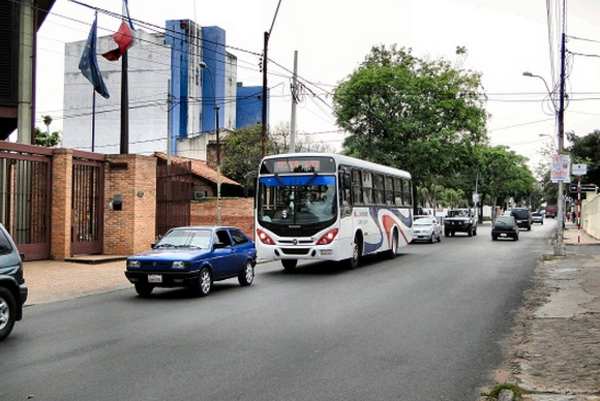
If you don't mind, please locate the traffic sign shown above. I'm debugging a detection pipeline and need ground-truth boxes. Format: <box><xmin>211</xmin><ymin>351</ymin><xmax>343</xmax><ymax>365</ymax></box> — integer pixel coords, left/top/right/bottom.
<box><xmin>569</xmin><ymin>183</ymin><xmax>597</xmax><ymax>193</ymax></box>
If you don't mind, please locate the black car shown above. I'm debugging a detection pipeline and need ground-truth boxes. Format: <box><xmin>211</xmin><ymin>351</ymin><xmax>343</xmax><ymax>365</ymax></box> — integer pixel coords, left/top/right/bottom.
<box><xmin>0</xmin><ymin>223</ymin><xmax>28</xmax><ymax>341</ymax></box>
<box><xmin>444</xmin><ymin>208</ymin><xmax>477</xmax><ymax>237</ymax></box>
<box><xmin>491</xmin><ymin>216</ymin><xmax>519</xmax><ymax>241</ymax></box>
<box><xmin>511</xmin><ymin>208</ymin><xmax>532</xmax><ymax>231</ymax></box>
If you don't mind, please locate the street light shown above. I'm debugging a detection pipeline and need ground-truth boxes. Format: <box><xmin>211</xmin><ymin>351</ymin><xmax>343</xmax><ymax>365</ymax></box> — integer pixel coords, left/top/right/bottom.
<box><xmin>524</xmin><ymin>71</ymin><xmax>566</xmax><ymax>255</ymax></box>
<box><xmin>199</xmin><ymin>61</ymin><xmax>221</xmax><ymax>226</ymax></box>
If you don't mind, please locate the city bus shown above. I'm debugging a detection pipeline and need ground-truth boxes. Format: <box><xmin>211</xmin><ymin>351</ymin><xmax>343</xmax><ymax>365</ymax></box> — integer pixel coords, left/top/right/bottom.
<box><xmin>255</xmin><ymin>153</ymin><xmax>414</xmax><ymax>270</ymax></box>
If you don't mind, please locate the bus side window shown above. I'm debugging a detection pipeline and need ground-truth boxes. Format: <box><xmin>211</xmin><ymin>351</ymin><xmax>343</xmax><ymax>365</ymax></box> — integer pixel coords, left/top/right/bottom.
<box><xmin>394</xmin><ymin>177</ymin><xmax>403</xmax><ymax>206</ymax></box>
<box><xmin>384</xmin><ymin>176</ymin><xmax>394</xmax><ymax>206</ymax></box>
<box><xmin>340</xmin><ymin>171</ymin><xmax>352</xmax><ymax>218</ymax></box>
<box><xmin>352</xmin><ymin>169</ymin><xmax>363</xmax><ymax>205</ymax></box>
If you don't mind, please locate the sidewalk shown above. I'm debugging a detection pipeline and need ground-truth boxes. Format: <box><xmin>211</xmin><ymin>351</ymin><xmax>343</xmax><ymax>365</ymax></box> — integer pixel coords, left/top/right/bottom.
<box><xmin>23</xmin><ymin>257</ymin><xmax>130</xmax><ymax>305</ymax></box>
<box><xmin>483</xmin><ymin>222</ymin><xmax>600</xmax><ymax>400</ymax></box>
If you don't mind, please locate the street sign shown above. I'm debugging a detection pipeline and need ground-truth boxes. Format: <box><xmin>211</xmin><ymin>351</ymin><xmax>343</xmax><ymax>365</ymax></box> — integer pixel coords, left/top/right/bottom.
<box><xmin>572</xmin><ymin>164</ymin><xmax>587</xmax><ymax>176</ymax></box>
<box><xmin>569</xmin><ymin>183</ymin><xmax>597</xmax><ymax>193</ymax></box>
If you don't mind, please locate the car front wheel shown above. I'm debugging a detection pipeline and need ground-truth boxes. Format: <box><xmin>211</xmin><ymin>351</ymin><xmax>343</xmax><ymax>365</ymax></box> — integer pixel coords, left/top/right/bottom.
<box><xmin>197</xmin><ymin>267</ymin><xmax>213</xmax><ymax>297</ymax></box>
<box><xmin>238</xmin><ymin>261</ymin><xmax>255</xmax><ymax>286</ymax></box>
<box><xmin>0</xmin><ymin>287</ymin><xmax>17</xmax><ymax>341</ymax></box>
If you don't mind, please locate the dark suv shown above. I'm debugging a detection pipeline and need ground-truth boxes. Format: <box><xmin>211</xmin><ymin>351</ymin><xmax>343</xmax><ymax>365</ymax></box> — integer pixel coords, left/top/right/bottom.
<box><xmin>511</xmin><ymin>208</ymin><xmax>532</xmax><ymax>231</ymax></box>
<box><xmin>0</xmin><ymin>223</ymin><xmax>28</xmax><ymax>341</ymax></box>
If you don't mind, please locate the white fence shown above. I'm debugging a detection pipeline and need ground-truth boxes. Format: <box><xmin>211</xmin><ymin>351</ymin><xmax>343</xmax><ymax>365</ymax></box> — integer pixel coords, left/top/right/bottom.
<box><xmin>582</xmin><ymin>193</ymin><xmax>600</xmax><ymax>239</ymax></box>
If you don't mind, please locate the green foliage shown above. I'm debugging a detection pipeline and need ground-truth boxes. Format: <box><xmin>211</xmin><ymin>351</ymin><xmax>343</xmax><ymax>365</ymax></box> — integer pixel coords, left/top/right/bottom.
<box><xmin>333</xmin><ymin>45</ymin><xmax>489</xmax><ymax>189</ymax></box>
<box><xmin>34</xmin><ymin>115</ymin><xmax>61</xmax><ymax>147</ymax></box>
<box><xmin>221</xmin><ymin>124</ymin><xmax>265</xmax><ymax>184</ymax></box>
<box><xmin>566</xmin><ymin>129</ymin><xmax>600</xmax><ymax>186</ymax></box>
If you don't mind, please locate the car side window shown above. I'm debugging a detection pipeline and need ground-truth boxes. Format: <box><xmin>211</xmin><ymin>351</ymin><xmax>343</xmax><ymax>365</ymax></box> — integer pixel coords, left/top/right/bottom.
<box><xmin>0</xmin><ymin>229</ymin><xmax>13</xmax><ymax>255</ymax></box>
<box><xmin>229</xmin><ymin>229</ymin><xmax>249</xmax><ymax>246</ymax></box>
<box><xmin>215</xmin><ymin>230</ymin><xmax>233</xmax><ymax>247</ymax></box>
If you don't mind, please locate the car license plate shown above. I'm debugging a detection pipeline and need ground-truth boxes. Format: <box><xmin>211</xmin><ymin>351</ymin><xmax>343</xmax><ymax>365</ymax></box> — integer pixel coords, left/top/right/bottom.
<box><xmin>500</xmin><ymin>233</ymin><xmax>507</xmax><ymax>237</ymax></box>
<box><xmin>148</xmin><ymin>274</ymin><xmax>162</xmax><ymax>283</ymax></box>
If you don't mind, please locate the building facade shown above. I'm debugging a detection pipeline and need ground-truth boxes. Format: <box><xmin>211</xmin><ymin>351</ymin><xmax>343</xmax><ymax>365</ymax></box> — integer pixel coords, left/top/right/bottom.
<box><xmin>63</xmin><ymin>19</ymin><xmax>264</xmax><ymax>161</ymax></box>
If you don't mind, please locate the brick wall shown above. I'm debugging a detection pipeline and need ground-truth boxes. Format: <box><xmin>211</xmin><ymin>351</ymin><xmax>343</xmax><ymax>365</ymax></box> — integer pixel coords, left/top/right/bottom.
<box><xmin>191</xmin><ymin>198</ymin><xmax>255</xmax><ymax>239</ymax></box>
<box><xmin>104</xmin><ymin>155</ymin><xmax>157</xmax><ymax>255</ymax></box>
<box><xmin>50</xmin><ymin>149</ymin><xmax>73</xmax><ymax>260</ymax></box>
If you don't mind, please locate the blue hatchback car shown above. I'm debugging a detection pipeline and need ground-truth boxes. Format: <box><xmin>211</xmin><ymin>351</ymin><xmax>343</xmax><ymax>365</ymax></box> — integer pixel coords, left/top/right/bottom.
<box><xmin>125</xmin><ymin>226</ymin><xmax>257</xmax><ymax>297</ymax></box>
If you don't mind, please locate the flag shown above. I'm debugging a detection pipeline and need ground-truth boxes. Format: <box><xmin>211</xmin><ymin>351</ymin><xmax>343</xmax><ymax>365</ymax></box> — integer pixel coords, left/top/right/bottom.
<box><xmin>79</xmin><ymin>15</ymin><xmax>110</xmax><ymax>99</ymax></box>
<box><xmin>102</xmin><ymin>0</ymin><xmax>135</xmax><ymax>61</ymax></box>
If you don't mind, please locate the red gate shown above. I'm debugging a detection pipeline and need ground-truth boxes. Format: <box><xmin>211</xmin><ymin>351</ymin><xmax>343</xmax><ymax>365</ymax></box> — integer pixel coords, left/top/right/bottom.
<box><xmin>156</xmin><ymin>161</ymin><xmax>192</xmax><ymax>237</ymax></box>
<box><xmin>0</xmin><ymin>143</ymin><xmax>52</xmax><ymax>261</ymax></box>
<box><xmin>70</xmin><ymin>155</ymin><xmax>105</xmax><ymax>255</ymax></box>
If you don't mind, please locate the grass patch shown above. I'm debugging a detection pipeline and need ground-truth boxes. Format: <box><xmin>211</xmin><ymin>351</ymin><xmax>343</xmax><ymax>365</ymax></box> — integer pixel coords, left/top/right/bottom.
<box><xmin>483</xmin><ymin>383</ymin><xmax>529</xmax><ymax>400</ymax></box>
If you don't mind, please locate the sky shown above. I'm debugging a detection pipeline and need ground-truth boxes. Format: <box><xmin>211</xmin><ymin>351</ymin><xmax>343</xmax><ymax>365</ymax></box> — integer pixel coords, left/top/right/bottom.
<box><xmin>33</xmin><ymin>0</ymin><xmax>600</xmax><ymax>172</ymax></box>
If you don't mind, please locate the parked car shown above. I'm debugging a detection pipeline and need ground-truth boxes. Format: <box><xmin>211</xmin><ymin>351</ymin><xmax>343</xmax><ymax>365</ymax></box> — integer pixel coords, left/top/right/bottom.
<box><xmin>444</xmin><ymin>208</ymin><xmax>477</xmax><ymax>237</ymax></box>
<box><xmin>0</xmin><ymin>223</ymin><xmax>28</xmax><ymax>341</ymax></box>
<box><xmin>491</xmin><ymin>215</ymin><xmax>520</xmax><ymax>241</ymax></box>
<box><xmin>531</xmin><ymin>212</ymin><xmax>544</xmax><ymax>225</ymax></box>
<box><xmin>412</xmin><ymin>217</ymin><xmax>443</xmax><ymax>243</ymax></box>
<box><xmin>125</xmin><ymin>226</ymin><xmax>257</xmax><ymax>297</ymax></box>
<box><xmin>511</xmin><ymin>208</ymin><xmax>532</xmax><ymax>231</ymax></box>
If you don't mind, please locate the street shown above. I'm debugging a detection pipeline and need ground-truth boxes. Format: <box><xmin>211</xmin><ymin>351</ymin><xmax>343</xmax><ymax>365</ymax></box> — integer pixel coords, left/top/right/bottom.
<box><xmin>0</xmin><ymin>222</ymin><xmax>557</xmax><ymax>401</ymax></box>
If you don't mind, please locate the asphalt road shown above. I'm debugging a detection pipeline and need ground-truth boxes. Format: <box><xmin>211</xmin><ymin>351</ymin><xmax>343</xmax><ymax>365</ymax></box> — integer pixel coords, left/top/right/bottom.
<box><xmin>0</xmin><ymin>222</ymin><xmax>556</xmax><ymax>401</ymax></box>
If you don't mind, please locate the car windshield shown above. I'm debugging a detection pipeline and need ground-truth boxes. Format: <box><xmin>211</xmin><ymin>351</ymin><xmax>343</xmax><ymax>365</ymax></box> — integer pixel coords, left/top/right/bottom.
<box><xmin>155</xmin><ymin>229</ymin><xmax>212</xmax><ymax>249</ymax></box>
<box><xmin>495</xmin><ymin>216</ymin><xmax>514</xmax><ymax>225</ymax></box>
<box><xmin>257</xmin><ymin>175</ymin><xmax>337</xmax><ymax>224</ymax></box>
<box><xmin>512</xmin><ymin>209</ymin><xmax>529</xmax><ymax>219</ymax></box>
<box><xmin>448</xmin><ymin>210</ymin><xmax>469</xmax><ymax>217</ymax></box>
<box><xmin>414</xmin><ymin>218</ymin><xmax>435</xmax><ymax>226</ymax></box>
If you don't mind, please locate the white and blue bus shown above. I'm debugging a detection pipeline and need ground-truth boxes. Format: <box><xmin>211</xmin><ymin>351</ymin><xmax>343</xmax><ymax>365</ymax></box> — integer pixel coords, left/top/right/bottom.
<box><xmin>255</xmin><ymin>153</ymin><xmax>414</xmax><ymax>270</ymax></box>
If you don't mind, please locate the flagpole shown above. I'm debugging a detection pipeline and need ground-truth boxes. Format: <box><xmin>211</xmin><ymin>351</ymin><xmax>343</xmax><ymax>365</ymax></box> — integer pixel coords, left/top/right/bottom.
<box><xmin>91</xmin><ymin>88</ymin><xmax>96</xmax><ymax>152</ymax></box>
<box><xmin>120</xmin><ymin>50</ymin><xmax>129</xmax><ymax>154</ymax></box>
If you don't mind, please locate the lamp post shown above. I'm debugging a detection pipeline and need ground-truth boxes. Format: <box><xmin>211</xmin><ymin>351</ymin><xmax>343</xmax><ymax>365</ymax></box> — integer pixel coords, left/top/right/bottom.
<box><xmin>523</xmin><ymin>71</ymin><xmax>566</xmax><ymax>256</ymax></box>
<box><xmin>200</xmin><ymin>62</ymin><xmax>221</xmax><ymax>225</ymax></box>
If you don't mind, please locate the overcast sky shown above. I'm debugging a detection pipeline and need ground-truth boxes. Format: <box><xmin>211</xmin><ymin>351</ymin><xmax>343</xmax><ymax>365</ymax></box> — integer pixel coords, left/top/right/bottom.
<box><xmin>35</xmin><ymin>0</ymin><xmax>600</xmax><ymax>170</ymax></box>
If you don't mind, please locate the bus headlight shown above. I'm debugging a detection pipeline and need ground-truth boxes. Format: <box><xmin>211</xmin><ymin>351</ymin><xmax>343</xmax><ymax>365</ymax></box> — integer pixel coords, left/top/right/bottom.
<box><xmin>257</xmin><ymin>229</ymin><xmax>275</xmax><ymax>245</ymax></box>
<box><xmin>316</xmin><ymin>228</ymin><xmax>338</xmax><ymax>245</ymax></box>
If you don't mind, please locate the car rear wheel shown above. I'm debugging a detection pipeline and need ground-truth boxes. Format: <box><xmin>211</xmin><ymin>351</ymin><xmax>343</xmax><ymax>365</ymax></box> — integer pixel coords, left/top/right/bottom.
<box><xmin>515</xmin><ymin>235</ymin><xmax>519</xmax><ymax>241</ymax></box>
<box><xmin>281</xmin><ymin>259</ymin><xmax>297</xmax><ymax>270</ymax></box>
<box><xmin>0</xmin><ymin>287</ymin><xmax>16</xmax><ymax>341</ymax></box>
<box><xmin>196</xmin><ymin>267</ymin><xmax>212</xmax><ymax>297</ymax></box>
<box><xmin>492</xmin><ymin>235</ymin><xmax>498</xmax><ymax>241</ymax></box>
<box><xmin>134</xmin><ymin>283</ymin><xmax>153</xmax><ymax>297</ymax></box>
<box><xmin>238</xmin><ymin>261</ymin><xmax>255</xmax><ymax>286</ymax></box>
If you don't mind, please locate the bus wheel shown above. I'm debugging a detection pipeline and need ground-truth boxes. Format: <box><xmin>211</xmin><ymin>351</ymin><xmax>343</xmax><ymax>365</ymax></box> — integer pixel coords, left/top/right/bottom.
<box><xmin>386</xmin><ymin>230</ymin><xmax>398</xmax><ymax>259</ymax></box>
<box><xmin>346</xmin><ymin>237</ymin><xmax>361</xmax><ymax>269</ymax></box>
<box><xmin>281</xmin><ymin>259</ymin><xmax>298</xmax><ymax>270</ymax></box>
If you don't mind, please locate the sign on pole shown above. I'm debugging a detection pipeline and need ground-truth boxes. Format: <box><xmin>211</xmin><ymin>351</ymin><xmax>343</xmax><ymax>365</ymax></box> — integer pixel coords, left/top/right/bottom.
<box><xmin>551</xmin><ymin>154</ymin><xmax>571</xmax><ymax>182</ymax></box>
<box><xmin>572</xmin><ymin>164</ymin><xmax>587</xmax><ymax>176</ymax></box>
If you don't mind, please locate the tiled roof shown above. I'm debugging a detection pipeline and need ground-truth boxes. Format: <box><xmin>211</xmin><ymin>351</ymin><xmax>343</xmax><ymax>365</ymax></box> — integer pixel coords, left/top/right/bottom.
<box><xmin>153</xmin><ymin>152</ymin><xmax>241</xmax><ymax>186</ymax></box>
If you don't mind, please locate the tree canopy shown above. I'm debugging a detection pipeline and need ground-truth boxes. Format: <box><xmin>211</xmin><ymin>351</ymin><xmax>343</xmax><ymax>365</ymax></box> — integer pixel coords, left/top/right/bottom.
<box><xmin>333</xmin><ymin>45</ymin><xmax>489</xmax><ymax>188</ymax></box>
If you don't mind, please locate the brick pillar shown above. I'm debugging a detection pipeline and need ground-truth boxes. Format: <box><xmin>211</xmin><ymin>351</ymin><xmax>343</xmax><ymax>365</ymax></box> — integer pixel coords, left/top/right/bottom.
<box><xmin>51</xmin><ymin>148</ymin><xmax>73</xmax><ymax>259</ymax></box>
<box><xmin>104</xmin><ymin>155</ymin><xmax>157</xmax><ymax>255</ymax></box>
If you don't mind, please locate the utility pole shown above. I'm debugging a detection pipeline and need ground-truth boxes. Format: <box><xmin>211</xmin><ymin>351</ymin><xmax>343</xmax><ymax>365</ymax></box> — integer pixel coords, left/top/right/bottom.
<box><xmin>261</xmin><ymin>31</ymin><xmax>269</xmax><ymax>158</ymax></box>
<box><xmin>555</xmin><ymin>22</ymin><xmax>567</xmax><ymax>256</ymax></box>
<box><xmin>289</xmin><ymin>51</ymin><xmax>298</xmax><ymax>153</ymax></box>
<box><xmin>17</xmin><ymin>0</ymin><xmax>34</xmax><ymax>144</ymax></box>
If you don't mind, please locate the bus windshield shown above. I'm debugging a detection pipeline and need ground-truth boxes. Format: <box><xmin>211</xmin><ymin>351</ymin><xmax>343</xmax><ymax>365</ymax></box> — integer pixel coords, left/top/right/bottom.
<box><xmin>258</xmin><ymin>174</ymin><xmax>337</xmax><ymax>225</ymax></box>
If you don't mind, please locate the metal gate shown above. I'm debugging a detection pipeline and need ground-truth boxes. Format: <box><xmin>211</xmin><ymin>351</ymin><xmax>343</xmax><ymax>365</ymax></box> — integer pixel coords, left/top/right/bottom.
<box><xmin>0</xmin><ymin>143</ymin><xmax>52</xmax><ymax>261</ymax></box>
<box><xmin>156</xmin><ymin>161</ymin><xmax>192</xmax><ymax>237</ymax></box>
<box><xmin>70</xmin><ymin>157</ymin><xmax>105</xmax><ymax>255</ymax></box>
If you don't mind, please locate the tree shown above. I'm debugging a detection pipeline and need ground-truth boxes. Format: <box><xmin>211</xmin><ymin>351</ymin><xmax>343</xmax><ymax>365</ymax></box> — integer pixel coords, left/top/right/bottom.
<box><xmin>566</xmin><ymin>130</ymin><xmax>600</xmax><ymax>186</ymax></box>
<box><xmin>221</xmin><ymin>124</ymin><xmax>266</xmax><ymax>184</ymax></box>
<box><xmin>221</xmin><ymin>123</ymin><xmax>335</xmax><ymax>185</ymax></box>
<box><xmin>333</xmin><ymin>45</ymin><xmax>489</xmax><ymax>205</ymax></box>
<box><xmin>35</xmin><ymin>115</ymin><xmax>61</xmax><ymax>147</ymax></box>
